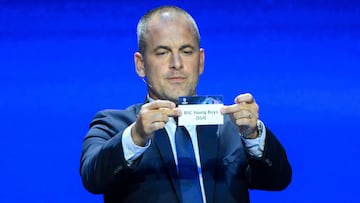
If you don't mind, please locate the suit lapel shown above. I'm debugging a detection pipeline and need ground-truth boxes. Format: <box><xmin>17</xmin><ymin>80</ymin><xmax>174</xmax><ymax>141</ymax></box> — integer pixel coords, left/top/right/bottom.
<box><xmin>197</xmin><ymin>125</ymin><xmax>219</xmax><ymax>203</ymax></box>
<box><xmin>153</xmin><ymin>129</ymin><xmax>182</xmax><ymax>202</ymax></box>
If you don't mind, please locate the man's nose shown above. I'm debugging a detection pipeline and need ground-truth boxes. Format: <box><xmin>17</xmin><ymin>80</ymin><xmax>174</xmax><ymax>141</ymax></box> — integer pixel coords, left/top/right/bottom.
<box><xmin>170</xmin><ymin>53</ymin><xmax>183</xmax><ymax>70</ymax></box>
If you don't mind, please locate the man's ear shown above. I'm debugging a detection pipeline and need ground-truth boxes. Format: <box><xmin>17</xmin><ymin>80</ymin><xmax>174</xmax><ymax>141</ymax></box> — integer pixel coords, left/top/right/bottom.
<box><xmin>199</xmin><ymin>48</ymin><xmax>205</xmax><ymax>75</ymax></box>
<box><xmin>134</xmin><ymin>52</ymin><xmax>146</xmax><ymax>77</ymax></box>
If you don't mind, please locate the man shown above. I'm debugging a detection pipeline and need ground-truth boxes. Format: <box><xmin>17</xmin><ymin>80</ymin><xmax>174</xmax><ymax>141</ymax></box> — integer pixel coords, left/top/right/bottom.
<box><xmin>80</xmin><ymin>6</ymin><xmax>292</xmax><ymax>203</ymax></box>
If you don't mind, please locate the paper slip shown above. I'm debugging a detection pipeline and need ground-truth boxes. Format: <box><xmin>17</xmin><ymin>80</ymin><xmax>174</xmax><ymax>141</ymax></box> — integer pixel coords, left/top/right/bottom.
<box><xmin>178</xmin><ymin>95</ymin><xmax>224</xmax><ymax>126</ymax></box>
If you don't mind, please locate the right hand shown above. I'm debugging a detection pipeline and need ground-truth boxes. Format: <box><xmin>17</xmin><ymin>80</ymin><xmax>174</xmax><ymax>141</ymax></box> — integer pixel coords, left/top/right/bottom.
<box><xmin>131</xmin><ymin>100</ymin><xmax>181</xmax><ymax>146</ymax></box>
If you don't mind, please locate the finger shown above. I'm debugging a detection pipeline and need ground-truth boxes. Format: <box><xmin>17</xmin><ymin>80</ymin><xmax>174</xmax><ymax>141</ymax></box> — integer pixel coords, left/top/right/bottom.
<box><xmin>221</xmin><ymin>102</ymin><xmax>258</xmax><ymax>114</ymax></box>
<box><xmin>220</xmin><ymin>104</ymin><xmax>238</xmax><ymax>115</ymax></box>
<box><xmin>221</xmin><ymin>103</ymin><xmax>250</xmax><ymax>115</ymax></box>
<box><xmin>138</xmin><ymin>114</ymin><xmax>167</xmax><ymax>136</ymax></box>
<box><xmin>234</xmin><ymin>93</ymin><xmax>255</xmax><ymax>104</ymax></box>
<box><xmin>159</xmin><ymin>108</ymin><xmax>182</xmax><ymax>118</ymax></box>
<box><xmin>146</xmin><ymin>100</ymin><xmax>176</xmax><ymax>110</ymax></box>
<box><xmin>234</xmin><ymin>114</ymin><xmax>258</xmax><ymax>133</ymax></box>
<box><xmin>233</xmin><ymin>110</ymin><xmax>253</xmax><ymax>119</ymax></box>
<box><xmin>150</xmin><ymin>121</ymin><xmax>166</xmax><ymax>131</ymax></box>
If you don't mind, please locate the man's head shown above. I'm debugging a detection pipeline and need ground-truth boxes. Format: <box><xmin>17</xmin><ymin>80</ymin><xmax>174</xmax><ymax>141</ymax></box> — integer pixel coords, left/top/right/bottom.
<box><xmin>137</xmin><ymin>6</ymin><xmax>201</xmax><ymax>55</ymax></box>
<box><xmin>134</xmin><ymin>6</ymin><xmax>205</xmax><ymax>103</ymax></box>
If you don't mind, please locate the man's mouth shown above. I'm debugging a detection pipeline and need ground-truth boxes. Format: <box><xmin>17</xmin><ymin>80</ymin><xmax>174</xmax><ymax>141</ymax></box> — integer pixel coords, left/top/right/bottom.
<box><xmin>167</xmin><ymin>76</ymin><xmax>186</xmax><ymax>83</ymax></box>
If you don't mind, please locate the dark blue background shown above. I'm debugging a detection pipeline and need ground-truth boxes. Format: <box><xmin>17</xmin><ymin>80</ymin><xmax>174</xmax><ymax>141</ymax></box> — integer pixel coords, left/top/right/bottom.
<box><xmin>1</xmin><ymin>0</ymin><xmax>359</xmax><ymax>202</ymax></box>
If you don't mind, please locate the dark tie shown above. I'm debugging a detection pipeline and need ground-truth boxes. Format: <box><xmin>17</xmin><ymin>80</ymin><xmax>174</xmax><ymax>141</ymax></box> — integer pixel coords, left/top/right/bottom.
<box><xmin>175</xmin><ymin>125</ymin><xmax>203</xmax><ymax>203</ymax></box>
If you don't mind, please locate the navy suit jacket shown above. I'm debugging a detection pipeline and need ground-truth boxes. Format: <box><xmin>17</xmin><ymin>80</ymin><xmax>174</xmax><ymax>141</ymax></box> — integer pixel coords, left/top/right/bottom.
<box><xmin>80</xmin><ymin>103</ymin><xmax>292</xmax><ymax>203</ymax></box>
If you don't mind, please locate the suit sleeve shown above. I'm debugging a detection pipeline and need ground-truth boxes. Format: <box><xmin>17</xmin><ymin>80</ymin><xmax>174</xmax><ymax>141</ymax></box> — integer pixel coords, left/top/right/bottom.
<box><xmin>246</xmin><ymin>128</ymin><xmax>292</xmax><ymax>190</ymax></box>
<box><xmin>79</xmin><ymin>108</ymin><xmax>139</xmax><ymax>194</ymax></box>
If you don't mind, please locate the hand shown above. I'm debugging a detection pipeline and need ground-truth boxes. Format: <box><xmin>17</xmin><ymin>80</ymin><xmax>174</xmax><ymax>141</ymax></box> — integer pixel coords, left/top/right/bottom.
<box><xmin>132</xmin><ymin>100</ymin><xmax>181</xmax><ymax>146</ymax></box>
<box><xmin>220</xmin><ymin>93</ymin><xmax>259</xmax><ymax>138</ymax></box>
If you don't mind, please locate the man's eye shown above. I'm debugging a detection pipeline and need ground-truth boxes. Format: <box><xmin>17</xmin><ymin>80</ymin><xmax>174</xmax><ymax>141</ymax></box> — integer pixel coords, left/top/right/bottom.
<box><xmin>182</xmin><ymin>50</ymin><xmax>193</xmax><ymax>55</ymax></box>
<box><xmin>156</xmin><ymin>51</ymin><xmax>168</xmax><ymax>56</ymax></box>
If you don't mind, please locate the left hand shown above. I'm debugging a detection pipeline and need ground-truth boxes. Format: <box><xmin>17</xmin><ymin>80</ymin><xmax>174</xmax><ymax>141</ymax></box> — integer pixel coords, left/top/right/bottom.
<box><xmin>220</xmin><ymin>93</ymin><xmax>259</xmax><ymax>138</ymax></box>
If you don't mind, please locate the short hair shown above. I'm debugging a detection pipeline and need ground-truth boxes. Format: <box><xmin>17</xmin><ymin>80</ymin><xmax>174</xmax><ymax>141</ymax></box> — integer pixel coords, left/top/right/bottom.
<box><xmin>136</xmin><ymin>6</ymin><xmax>201</xmax><ymax>54</ymax></box>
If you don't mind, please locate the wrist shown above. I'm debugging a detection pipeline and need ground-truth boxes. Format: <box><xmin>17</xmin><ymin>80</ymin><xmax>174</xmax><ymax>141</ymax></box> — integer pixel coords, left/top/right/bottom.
<box><xmin>243</xmin><ymin>130</ymin><xmax>259</xmax><ymax>139</ymax></box>
<box><xmin>131</xmin><ymin>125</ymin><xmax>148</xmax><ymax>147</ymax></box>
<box><xmin>241</xmin><ymin>120</ymin><xmax>263</xmax><ymax>139</ymax></box>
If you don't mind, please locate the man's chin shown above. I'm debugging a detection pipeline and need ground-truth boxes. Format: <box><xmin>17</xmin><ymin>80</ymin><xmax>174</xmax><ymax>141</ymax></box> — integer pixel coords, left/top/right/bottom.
<box><xmin>164</xmin><ymin>94</ymin><xmax>185</xmax><ymax>103</ymax></box>
<box><xmin>166</xmin><ymin>95</ymin><xmax>181</xmax><ymax>103</ymax></box>
<box><xmin>150</xmin><ymin>89</ymin><xmax>193</xmax><ymax>102</ymax></box>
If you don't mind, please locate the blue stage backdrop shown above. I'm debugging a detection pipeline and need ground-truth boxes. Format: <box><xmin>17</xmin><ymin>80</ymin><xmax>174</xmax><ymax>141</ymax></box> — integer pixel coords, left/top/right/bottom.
<box><xmin>1</xmin><ymin>1</ymin><xmax>359</xmax><ymax>203</ymax></box>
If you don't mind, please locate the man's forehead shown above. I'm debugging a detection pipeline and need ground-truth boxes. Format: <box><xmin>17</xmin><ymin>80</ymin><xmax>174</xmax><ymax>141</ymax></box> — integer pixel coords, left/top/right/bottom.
<box><xmin>147</xmin><ymin>14</ymin><xmax>192</xmax><ymax>35</ymax></box>
<box><xmin>148</xmin><ymin>11</ymin><xmax>186</xmax><ymax>26</ymax></box>
<box><xmin>142</xmin><ymin>11</ymin><xmax>199</xmax><ymax>49</ymax></box>
<box><xmin>158</xmin><ymin>11</ymin><xmax>173</xmax><ymax>19</ymax></box>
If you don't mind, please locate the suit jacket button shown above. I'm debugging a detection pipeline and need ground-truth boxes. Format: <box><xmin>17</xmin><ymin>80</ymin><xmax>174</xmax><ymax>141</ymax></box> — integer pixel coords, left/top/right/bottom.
<box><xmin>114</xmin><ymin>165</ymin><xmax>123</xmax><ymax>175</ymax></box>
<box><xmin>265</xmin><ymin>158</ymin><xmax>272</xmax><ymax>167</ymax></box>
